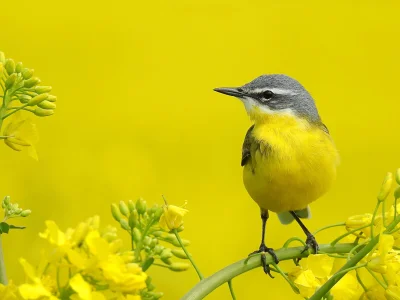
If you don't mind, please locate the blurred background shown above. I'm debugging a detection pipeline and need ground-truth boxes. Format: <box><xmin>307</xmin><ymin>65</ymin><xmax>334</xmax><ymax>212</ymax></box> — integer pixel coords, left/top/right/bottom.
<box><xmin>1</xmin><ymin>0</ymin><xmax>400</xmax><ymax>299</ymax></box>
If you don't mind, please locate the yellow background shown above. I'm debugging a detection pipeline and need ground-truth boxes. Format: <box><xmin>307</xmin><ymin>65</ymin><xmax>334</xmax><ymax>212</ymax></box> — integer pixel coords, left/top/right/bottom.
<box><xmin>1</xmin><ymin>0</ymin><xmax>400</xmax><ymax>299</ymax></box>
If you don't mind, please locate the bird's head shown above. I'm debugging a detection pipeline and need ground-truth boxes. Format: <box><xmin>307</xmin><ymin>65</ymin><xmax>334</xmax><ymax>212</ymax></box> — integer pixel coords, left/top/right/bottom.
<box><xmin>214</xmin><ymin>74</ymin><xmax>320</xmax><ymax>123</ymax></box>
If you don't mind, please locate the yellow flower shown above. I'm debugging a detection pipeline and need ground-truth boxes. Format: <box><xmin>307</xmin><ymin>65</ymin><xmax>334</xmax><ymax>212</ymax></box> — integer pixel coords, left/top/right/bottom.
<box><xmin>0</xmin><ymin>281</ymin><xmax>20</xmax><ymax>300</ymax></box>
<box><xmin>3</xmin><ymin>112</ymin><xmax>38</xmax><ymax>160</ymax></box>
<box><xmin>70</xmin><ymin>274</ymin><xmax>92</xmax><ymax>300</ymax></box>
<box><xmin>18</xmin><ymin>258</ymin><xmax>57</xmax><ymax>300</ymax></box>
<box><xmin>367</xmin><ymin>234</ymin><xmax>395</xmax><ymax>274</ymax></box>
<box><xmin>345</xmin><ymin>214</ymin><xmax>373</xmax><ymax>238</ymax></box>
<box><xmin>159</xmin><ymin>202</ymin><xmax>188</xmax><ymax>232</ymax></box>
<box><xmin>289</xmin><ymin>268</ymin><xmax>321</xmax><ymax>298</ymax></box>
<box><xmin>306</xmin><ymin>254</ymin><xmax>334</xmax><ymax>278</ymax></box>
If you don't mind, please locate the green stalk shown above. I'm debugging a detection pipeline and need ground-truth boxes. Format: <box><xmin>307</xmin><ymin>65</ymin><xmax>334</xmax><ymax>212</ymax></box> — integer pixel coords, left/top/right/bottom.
<box><xmin>173</xmin><ymin>229</ymin><xmax>204</xmax><ymax>280</ymax></box>
<box><xmin>182</xmin><ymin>243</ymin><xmax>354</xmax><ymax>300</ymax></box>
<box><xmin>0</xmin><ymin>236</ymin><xmax>7</xmax><ymax>284</ymax></box>
<box><xmin>309</xmin><ymin>236</ymin><xmax>378</xmax><ymax>300</ymax></box>
<box><xmin>227</xmin><ymin>280</ymin><xmax>236</xmax><ymax>300</ymax></box>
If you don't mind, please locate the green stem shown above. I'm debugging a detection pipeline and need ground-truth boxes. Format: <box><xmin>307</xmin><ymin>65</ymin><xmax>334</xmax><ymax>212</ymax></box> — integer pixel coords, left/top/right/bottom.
<box><xmin>282</xmin><ymin>237</ymin><xmax>307</xmax><ymax>248</ymax></box>
<box><xmin>182</xmin><ymin>243</ymin><xmax>355</xmax><ymax>300</ymax></box>
<box><xmin>2</xmin><ymin>103</ymin><xmax>29</xmax><ymax>119</ymax></box>
<box><xmin>356</xmin><ymin>269</ymin><xmax>368</xmax><ymax>292</ymax></box>
<box><xmin>227</xmin><ymin>280</ymin><xmax>236</xmax><ymax>300</ymax></box>
<box><xmin>309</xmin><ymin>237</ymin><xmax>378</xmax><ymax>300</ymax></box>
<box><xmin>330</xmin><ymin>224</ymin><xmax>370</xmax><ymax>246</ymax></box>
<box><xmin>272</xmin><ymin>262</ymin><xmax>299</xmax><ymax>294</ymax></box>
<box><xmin>313</xmin><ymin>222</ymin><xmax>346</xmax><ymax>235</ymax></box>
<box><xmin>0</xmin><ymin>236</ymin><xmax>7</xmax><ymax>284</ymax></box>
<box><xmin>173</xmin><ymin>229</ymin><xmax>204</xmax><ymax>280</ymax></box>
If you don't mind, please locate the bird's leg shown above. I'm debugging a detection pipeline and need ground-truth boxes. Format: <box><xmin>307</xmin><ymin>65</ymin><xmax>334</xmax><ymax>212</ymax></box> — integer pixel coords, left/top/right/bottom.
<box><xmin>249</xmin><ymin>210</ymin><xmax>279</xmax><ymax>278</ymax></box>
<box><xmin>290</xmin><ymin>211</ymin><xmax>319</xmax><ymax>253</ymax></box>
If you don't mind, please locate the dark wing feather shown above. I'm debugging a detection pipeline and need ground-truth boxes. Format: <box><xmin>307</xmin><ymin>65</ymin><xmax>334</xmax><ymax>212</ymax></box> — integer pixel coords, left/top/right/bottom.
<box><xmin>241</xmin><ymin>125</ymin><xmax>254</xmax><ymax>166</ymax></box>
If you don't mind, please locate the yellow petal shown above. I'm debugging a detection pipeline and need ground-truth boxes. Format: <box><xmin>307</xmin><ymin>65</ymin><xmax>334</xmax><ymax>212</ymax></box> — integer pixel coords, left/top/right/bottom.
<box><xmin>19</xmin><ymin>283</ymin><xmax>50</xmax><ymax>299</ymax></box>
<box><xmin>69</xmin><ymin>274</ymin><xmax>92</xmax><ymax>300</ymax></box>
<box><xmin>307</xmin><ymin>254</ymin><xmax>334</xmax><ymax>278</ymax></box>
<box><xmin>67</xmin><ymin>249</ymin><xmax>87</xmax><ymax>270</ymax></box>
<box><xmin>39</xmin><ymin>220</ymin><xmax>66</xmax><ymax>246</ymax></box>
<box><xmin>331</xmin><ymin>272</ymin><xmax>361</xmax><ymax>300</ymax></box>
<box><xmin>19</xmin><ymin>258</ymin><xmax>39</xmax><ymax>283</ymax></box>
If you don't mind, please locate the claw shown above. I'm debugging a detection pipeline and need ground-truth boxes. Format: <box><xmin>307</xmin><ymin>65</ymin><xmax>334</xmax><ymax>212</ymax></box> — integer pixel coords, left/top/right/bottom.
<box><xmin>301</xmin><ymin>233</ymin><xmax>319</xmax><ymax>254</ymax></box>
<box><xmin>248</xmin><ymin>244</ymin><xmax>279</xmax><ymax>277</ymax></box>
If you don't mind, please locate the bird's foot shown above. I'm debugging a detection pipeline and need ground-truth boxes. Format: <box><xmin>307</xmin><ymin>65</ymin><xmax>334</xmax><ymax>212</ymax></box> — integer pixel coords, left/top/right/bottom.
<box><xmin>249</xmin><ymin>244</ymin><xmax>279</xmax><ymax>278</ymax></box>
<box><xmin>301</xmin><ymin>233</ymin><xmax>319</xmax><ymax>254</ymax></box>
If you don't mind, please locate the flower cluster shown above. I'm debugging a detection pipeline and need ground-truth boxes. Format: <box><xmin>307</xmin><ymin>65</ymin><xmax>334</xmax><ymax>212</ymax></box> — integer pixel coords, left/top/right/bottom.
<box><xmin>1</xmin><ymin>216</ymin><xmax>147</xmax><ymax>299</ymax></box>
<box><xmin>286</xmin><ymin>170</ymin><xmax>400</xmax><ymax>299</ymax></box>
<box><xmin>0</xmin><ymin>51</ymin><xmax>56</xmax><ymax>158</ymax></box>
<box><xmin>111</xmin><ymin>199</ymin><xmax>192</xmax><ymax>276</ymax></box>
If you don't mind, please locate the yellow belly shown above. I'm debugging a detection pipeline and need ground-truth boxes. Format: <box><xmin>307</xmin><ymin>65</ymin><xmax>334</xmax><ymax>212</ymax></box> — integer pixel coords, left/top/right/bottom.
<box><xmin>243</xmin><ymin>115</ymin><xmax>339</xmax><ymax>213</ymax></box>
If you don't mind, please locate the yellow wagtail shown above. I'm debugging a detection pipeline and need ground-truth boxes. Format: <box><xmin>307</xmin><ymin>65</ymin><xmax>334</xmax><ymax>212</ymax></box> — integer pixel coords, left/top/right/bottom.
<box><xmin>214</xmin><ymin>75</ymin><xmax>339</xmax><ymax>276</ymax></box>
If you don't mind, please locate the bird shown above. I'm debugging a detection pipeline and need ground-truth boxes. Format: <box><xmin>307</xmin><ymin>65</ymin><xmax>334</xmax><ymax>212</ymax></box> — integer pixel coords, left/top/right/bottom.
<box><xmin>214</xmin><ymin>74</ymin><xmax>339</xmax><ymax>277</ymax></box>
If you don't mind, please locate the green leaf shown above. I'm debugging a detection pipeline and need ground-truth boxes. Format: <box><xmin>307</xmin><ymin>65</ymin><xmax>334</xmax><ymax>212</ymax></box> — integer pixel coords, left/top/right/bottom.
<box><xmin>9</xmin><ymin>224</ymin><xmax>26</xmax><ymax>230</ymax></box>
<box><xmin>0</xmin><ymin>223</ymin><xmax>9</xmax><ymax>234</ymax></box>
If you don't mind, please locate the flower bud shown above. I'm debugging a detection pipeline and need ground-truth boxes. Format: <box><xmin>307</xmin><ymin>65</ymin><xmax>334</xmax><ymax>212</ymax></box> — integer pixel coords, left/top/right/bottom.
<box><xmin>141</xmin><ymin>257</ymin><xmax>154</xmax><ymax>272</ymax></box>
<box><xmin>154</xmin><ymin>245</ymin><xmax>164</xmax><ymax>255</ymax></box>
<box><xmin>378</xmin><ymin>172</ymin><xmax>393</xmax><ymax>202</ymax></box>
<box><xmin>128</xmin><ymin>211</ymin><xmax>138</xmax><ymax>228</ymax></box>
<box><xmin>160</xmin><ymin>248</ymin><xmax>172</xmax><ymax>264</ymax></box>
<box><xmin>34</xmin><ymin>107</ymin><xmax>54</xmax><ymax>117</ymax></box>
<box><xmin>0</xmin><ymin>52</ymin><xmax>5</xmax><ymax>64</ymax></box>
<box><xmin>172</xmin><ymin>248</ymin><xmax>189</xmax><ymax>259</ymax></box>
<box><xmin>20</xmin><ymin>209</ymin><xmax>32</xmax><ymax>217</ymax></box>
<box><xmin>164</xmin><ymin>234</ymin><xmax>190</xmax><ymax>247</ymax></box>
<box><xmin>133</xmin><ymin>228</ymin><xmax>141</xmax><ymax>242</ymax></box>
<box><xmin>34</xmin><ymin>86</ymin><xmax>52</xmax><ymax>94</ymax></box>
<box><xmin>0</xmin><ymin>63</ymin><xmax>3</xmax><ymax>75</ymax></box>
<box><xmin>18</xmin><ymin>95</ymin><xmax>31</xmax><ymax>104</ymax></box>
<box><xmin>24</xmin><ymin>77</ymin><xmax>41</xmax><ymax>88</ymax></box>
<box><xmin>143</xmin><ymin>236</ymin><xmax>152</xmax><ymax>246</ymax></box>
<box><xmin>120</xmin><ymin>219</ymin><xmax>130</xmax><ymax>231</ymax></box>
<box><xmin>4</xmin><ymin>59</ymin><xmax>15</xmax><ymax>75</ymax></box>
<box><xmin>127</xmin><ymin>200</ymin><xmax>136</xmax><ymax>212</ymax></box>
<box><xmin>119</xmin><ymin>201</ymin><xmax>130</xmax><ymax>217</ymax></box>
<box><xmin>111</xmin><ymin>203</ymin><xmax>122</xmax><ymax>222</ymax></box>
<box><xmin>37</xmin><ymin>100</ymin><xmax>56</xmax><ymax>110</ymax></box>
<box><xmin>15</xmin><ymin>62</ymin><xmax>23</xmax><ymax>73</ymax></box>
<box><xmin>136</xmin><ymin>198</ymin><xmax>147</xmax><ymax>214</ymax></box>
<box><xmin>5</xmin><ymin>73</ymin><xmax>17</xmax><ymax>89</ymax></box>
<box><xmin>153</xmin><ymin>207</ymin><xmax>163</xmax><ymax>221</ymax></box>
<box><xmin>28</xmin><ymin>93</ymin><xmax>48</xmax><ymax>106</ymax></box>
<box><xmin>2</xmin><ymin>196</ymin><xmax>10</xmax><ymax>208</ymax></box>
<box><xmin>46</xmin><ymin>95</ymin><xmax>57</xmax><ymax>102</ymax></box>
<box><xmin>395</xmin><ymin>187</ymin><xmax>400</xmax><ymax>201</ymax></box>
<box><xmin>21</xmin><ymin>68</ymin><xmax>34</xmax><ymax>80</ymax></box>
<box><xmin>152</xmin><ymin>231</ymin><xmax>164</xmax><ymax>237</ymax></box>
<box><xmin>150</xmin><ymin>238</ymin><xmax>158</xmax><ymax>248</ymax></box>
<box><xmin>169</xmin><ymin>262</ymin><xmax>190</xmax><ymax>272</ymax></box>
<box><xmin>396</xmin><ymin>169</ymin><xmax>400</xmax><ymax>186</ymax></box>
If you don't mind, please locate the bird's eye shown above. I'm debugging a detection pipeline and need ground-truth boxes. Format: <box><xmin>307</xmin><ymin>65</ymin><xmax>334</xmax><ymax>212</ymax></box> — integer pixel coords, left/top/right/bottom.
<box><xmin>262</xmin><ymin>90</ymin><xmax>274</xmax><ymax>100</ymax></box>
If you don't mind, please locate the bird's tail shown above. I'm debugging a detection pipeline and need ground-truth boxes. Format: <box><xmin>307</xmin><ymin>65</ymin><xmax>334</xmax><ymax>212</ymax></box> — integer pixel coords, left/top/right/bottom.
<box><xmin>277</xmin><ymin>206</ymin><xmax>311</xmax><ymax>225</ymax></box>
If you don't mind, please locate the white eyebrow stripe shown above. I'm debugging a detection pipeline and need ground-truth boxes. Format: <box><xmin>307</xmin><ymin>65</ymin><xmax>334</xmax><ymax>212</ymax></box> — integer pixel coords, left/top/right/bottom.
<box><xmin>252</xmin><ymin>87</ymin><xmax>298</xmax><ymax>96</ymax></box>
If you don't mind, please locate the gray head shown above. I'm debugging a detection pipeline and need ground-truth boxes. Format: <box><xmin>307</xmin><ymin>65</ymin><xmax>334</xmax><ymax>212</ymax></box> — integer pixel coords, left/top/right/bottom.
<box><xmin>214</xmin><ymin>74</ymin><xmax>320</xmax><ymax>122</ymax></box>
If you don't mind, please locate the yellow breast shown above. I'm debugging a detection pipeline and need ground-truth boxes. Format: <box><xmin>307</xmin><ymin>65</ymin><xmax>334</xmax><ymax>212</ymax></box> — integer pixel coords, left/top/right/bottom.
<box><xmin>243</xmin><ymin>110</ymin><xmax>339</xmax><ymax>213</ymax></box>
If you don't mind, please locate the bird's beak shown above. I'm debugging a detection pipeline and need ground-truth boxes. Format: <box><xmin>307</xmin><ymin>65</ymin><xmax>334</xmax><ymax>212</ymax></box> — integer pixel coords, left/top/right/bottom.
<box><xmin>213</xmin><ymin>87</ymin><xmax>244</xmax><ymax>97</ymax></box>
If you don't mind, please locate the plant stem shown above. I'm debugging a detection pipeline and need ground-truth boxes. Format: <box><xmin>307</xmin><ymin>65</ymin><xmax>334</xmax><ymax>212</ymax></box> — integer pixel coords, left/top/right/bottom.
<box><xmin>227</xmin><ymin>280</ymin><xmax>236</xmax><ymax>300</ymax></box>
<box><xmin>172</xmin><ymin>229</ymin><xmax>204</xmax><ymax>280</ymax></box>
<box><xmin>182</xmin><ymin>243</ymin><xmax>355</xmax><ymax>300</ymax></box>
<box><xmin>309</xmin><ymin>236</ymin><xmax>378</xmax><ymax>300</ymax></box>
<box><xmin>330</xmin><ymin>224</ymin><xmax>371</xmax><ymax>246</ymax></box>
<box><xmin>0</xmin><ymin>236</ymin><xmax>8</xmax><ymax>284</ymax></box>
<box><xmin>313</xmin><ymin>222</ymin><xmax>346</xmax><ymax>235</ymax></box>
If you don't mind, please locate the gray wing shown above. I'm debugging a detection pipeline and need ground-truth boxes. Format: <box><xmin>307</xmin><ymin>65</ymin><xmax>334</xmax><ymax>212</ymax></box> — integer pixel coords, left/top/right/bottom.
<box><xmin>241</xmin><ymin>125</ymin><xmax>255</xmax><ymax>166</ymax></box>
